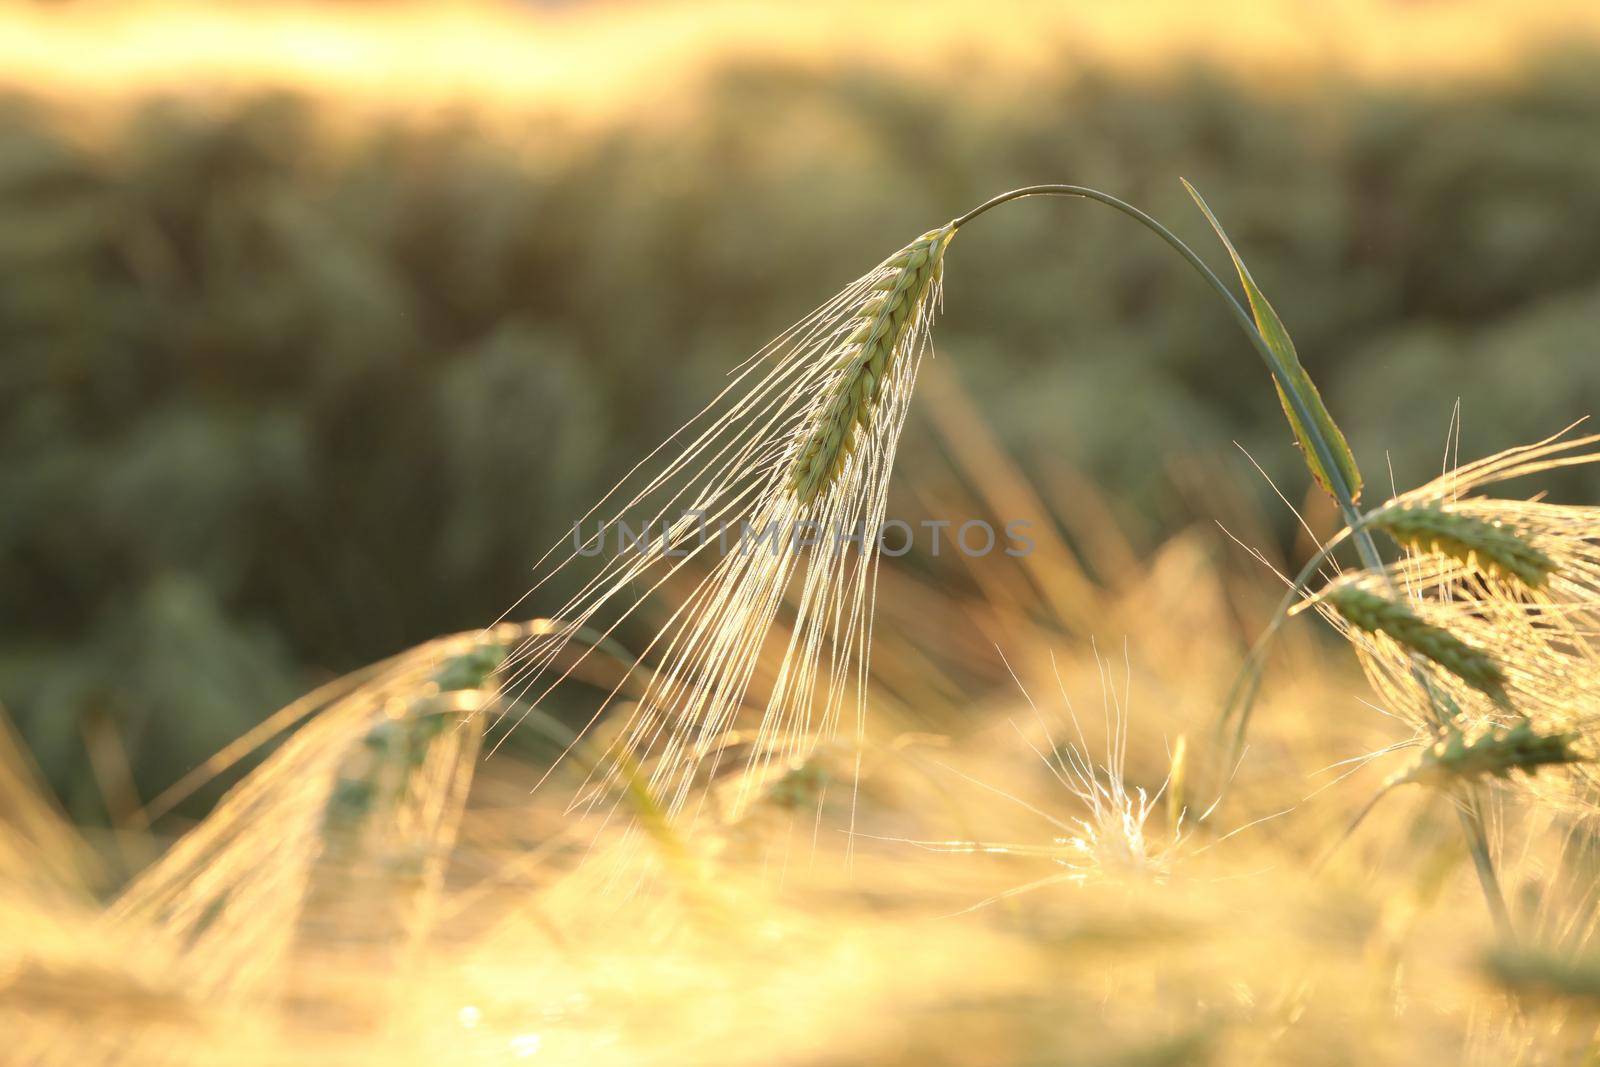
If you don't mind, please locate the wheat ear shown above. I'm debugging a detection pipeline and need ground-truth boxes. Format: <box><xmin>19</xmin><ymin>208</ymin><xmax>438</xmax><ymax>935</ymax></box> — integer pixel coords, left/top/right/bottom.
<box><xmin>788</xmin><ymin>225</ymin><xmax>953</xmax><ymax>503</ymax></box>
<box><xmin>1391</xmin><ymin>721</ymin><xmax>1584</xmax><ymax>788</ymax></box>
<box><xmin>1322</xmin><ymin>585</ymin><xmax>1511</xmax><ymax>708</ymax></box>
<box><xmin>322</xmin><ymin>643</ymin><xmax>505</xmax><ymax>841</ymax></box>
<box><xmin>1368</xmin><ymin>500</ymin><xmax>1556</xmax><ymax>588</ymax></box>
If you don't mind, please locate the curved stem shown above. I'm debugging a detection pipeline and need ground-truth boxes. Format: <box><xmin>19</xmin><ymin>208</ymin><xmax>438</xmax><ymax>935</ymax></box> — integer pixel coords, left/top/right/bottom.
<box><xmin>954</xmin><ymin>187</ymin><xmax>1260</xmax><ymax>385</ymax></box>
<box><xmin>1219</xmin><ymin>523</ymin><xmax>1357</xmax><ymax>759</ymax></box>
<box><xmin>952</xmin><ymin>186</ymin><xmax>1380</xmax><ymax>563</ymax></box>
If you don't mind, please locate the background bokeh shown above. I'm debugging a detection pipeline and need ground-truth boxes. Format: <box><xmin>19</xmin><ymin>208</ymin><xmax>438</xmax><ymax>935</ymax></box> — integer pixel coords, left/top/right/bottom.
<box><xmin>4</xmin><ymin>0</ymin><xmax>1600</xmax><ymax>821</ymax></box>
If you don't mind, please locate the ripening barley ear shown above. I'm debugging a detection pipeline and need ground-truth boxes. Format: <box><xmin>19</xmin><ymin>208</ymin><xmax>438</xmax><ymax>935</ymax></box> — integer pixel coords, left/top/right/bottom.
<box><xmin>495</xmin><ymin>220</ymin><xmax>957</xmax><ymax>846</ymax></box>
<box><xmin>313</xmin><ymin>642</ymin><xmax>503</xmax><ymax>875</ymax></box>
<box><xmin>1363</xmin><ymin>428</ymin><xmax>1600</xmax><ymax>594</ymax></box>
<box><xmin>1317</xmin><ymin>584</ymin><xmax>1512</xmax><ymax>710</ymax></box>
<box><xmin>1286</xmin><ymin>430</ymin><xmax>1600</xmax><ymax>889</ymax></box>
<box><xmin>1319</xmin><ymin>431</ymin><xmax>1600</xmax><ymax>743</ymax></box>
<box><xmin>789</xmin><ymin>226</ymin><xmax>953</xmax><ymax>503</ymax></box>
<box><xmin>107</xmin><ymin>628</ymin><xmax>519</xmax><ymax>1007</ymax></box>
<box><xmin>1328</xmin><ymin>722</ymin><xmax>1587</xmax><ymax>868</ymax></box>
<box><xmin>285</xmin><ymin>643</ymin><xmax>507</xmax><ymax>1025</ymax></box>
<box><xmin>1367</xmin><ymin>501</ymin><xmax>1557</xmax><ymax>590</ymax></box>
<box><xmin>1388</xmin><ymin>721</ymin><xmax>1586</xmax><ymax>790</ymax></box>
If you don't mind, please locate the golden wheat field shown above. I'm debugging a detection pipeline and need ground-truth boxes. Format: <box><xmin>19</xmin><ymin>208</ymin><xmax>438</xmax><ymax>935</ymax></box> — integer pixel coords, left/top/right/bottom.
<box><xmin>7</xmin><ymin>2</ymin><xmax>1600</xmax><ymax>1065</ymax></box>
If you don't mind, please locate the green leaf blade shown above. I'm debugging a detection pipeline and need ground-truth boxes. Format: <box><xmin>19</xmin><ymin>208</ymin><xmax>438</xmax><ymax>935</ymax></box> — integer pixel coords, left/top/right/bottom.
<box><xmin>1182</xmin><ymin>179</ymin><xmax>1363</xmax><ymax>504</ymax></box>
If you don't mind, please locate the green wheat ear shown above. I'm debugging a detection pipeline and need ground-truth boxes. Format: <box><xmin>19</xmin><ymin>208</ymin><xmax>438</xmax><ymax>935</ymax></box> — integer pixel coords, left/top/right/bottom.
<box><xmin>1393</xmin><ymin>721</ymin><xmax>1585</xmax><ymax>789</ymax></box>
<box><xmin>431</xmin><ymin>643</ymin><xmax>507</xmax><ymax>692</ymax></box>
<box><xmin>322</xmin><ymin>643</ymin><xmax>506</xmax><ymax>840</ymax></box>
<box><xmin>788</xmin><ymin>225</ymin><xmax>954</xmax><ymax>504</ymax></box>
<box><xmin>1322</xmin><ymin>585</ymin><xmax>1511</xmax><ymax>708</ymax></box>
<box><xmin>1367</xmin><ymin>500</ymin><xmax>1556</xmax><ymax>588</ymax></box>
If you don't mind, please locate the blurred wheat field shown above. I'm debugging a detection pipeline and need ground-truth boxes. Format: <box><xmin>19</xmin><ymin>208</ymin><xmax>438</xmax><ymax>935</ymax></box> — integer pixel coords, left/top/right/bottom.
<box><xmin>7</xmin><ymin>2</ymin><xmax>1600</xmax><ymax>1064</ymax></box>
<box><xmin>5</xmin><ymin>0</ymin><xmax>1600</xmax><ymax>116</ymax></box>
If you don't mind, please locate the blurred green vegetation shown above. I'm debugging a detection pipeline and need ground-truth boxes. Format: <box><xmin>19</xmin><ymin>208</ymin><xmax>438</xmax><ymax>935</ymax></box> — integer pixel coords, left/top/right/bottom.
<box><xmin>4</xmin><ymin>48</ymin><xmax>1600</xmax><ymax>818</ymax></box>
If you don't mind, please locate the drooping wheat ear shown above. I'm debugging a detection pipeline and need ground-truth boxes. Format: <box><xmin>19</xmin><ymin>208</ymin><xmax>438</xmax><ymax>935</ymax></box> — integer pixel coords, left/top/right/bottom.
<box><xmin>109</xmin><ymin>625</ymin><xmax>521</xmax><ymax>1007</ymax></box>
<box><xmin>321</xmin><ymin>642</ymin><xmax>505</xmax><ymax>847</ymax></box>
<box><xmin>1367</xmin><ymin>500</ymin><xmax>1556</xmax><ymax>588</ymax></box>
<box><xmin>788</xmin><ymin>225</ymin><xmax>954</xmax><ymax>503</ymax></box>
<box><xmin>1391</xmin><ymin>721</ymin><xmax>1584</xmax><ymax>789</ymax></box>
<box><xmin>1322</xmin><ymin>585</ymin><xmax>1511</xmax><ymax>708</ymax></box>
